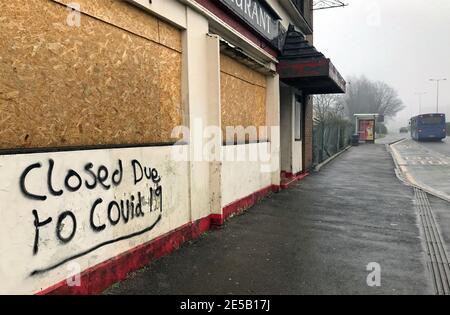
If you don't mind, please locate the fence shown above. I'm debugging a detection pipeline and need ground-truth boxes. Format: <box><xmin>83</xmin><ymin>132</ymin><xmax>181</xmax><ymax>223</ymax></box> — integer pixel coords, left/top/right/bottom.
<box><xmin>313</xmin><ymin>119</ymin><xmax>353</xmax><ymax>166</ymax></box>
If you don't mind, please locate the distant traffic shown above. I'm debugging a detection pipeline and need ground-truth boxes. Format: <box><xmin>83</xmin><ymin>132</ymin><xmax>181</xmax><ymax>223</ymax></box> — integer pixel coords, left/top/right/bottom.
<box><xmin>410</xmin><ymin>113</ymin><xmax>447</xmax><ymax>141</ymax></box>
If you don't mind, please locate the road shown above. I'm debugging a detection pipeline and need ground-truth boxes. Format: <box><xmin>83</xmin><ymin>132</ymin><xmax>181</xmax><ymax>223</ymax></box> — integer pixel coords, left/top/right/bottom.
<box><xmin>420</xmin><ymin>137</ymin><xmax>450</xmax><ymax>157</ymax></box>
<box><xmin>391</xmin><ymin>135</ymin><xmax>450</xmax><ymax>201</ymax></box>
<box><xmin>390</xmin><ymin>135</ymin><xmax>450</xmax><ymax>294</ymax></box>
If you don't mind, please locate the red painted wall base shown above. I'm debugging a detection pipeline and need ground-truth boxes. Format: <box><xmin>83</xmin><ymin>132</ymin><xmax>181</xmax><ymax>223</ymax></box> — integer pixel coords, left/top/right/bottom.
<box><xmin>37</xmin><ymin>215</ymin><xmax>213</xmax><ymax>295</ymax></box>
<box><xmin>220</xmin><ymin>185</ymin><xmax>280</xmax><ymax>224</ymax></box>
<box><xmin>37</xmin><ymin>180</ymin><xmax>304</xmax><ymax>295</ymax></box>
<box><xmin>280</xmin><ymin>172</ymin><xmax>309</xmax><ymax>189</ymax></box>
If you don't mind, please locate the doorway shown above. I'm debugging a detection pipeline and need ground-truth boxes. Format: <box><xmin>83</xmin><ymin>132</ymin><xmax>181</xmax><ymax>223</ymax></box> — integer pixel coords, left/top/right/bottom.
<box><xmin>280</xmin><ymin>85</ymin><xmax>306</xmax><ymax>177</ymax></box>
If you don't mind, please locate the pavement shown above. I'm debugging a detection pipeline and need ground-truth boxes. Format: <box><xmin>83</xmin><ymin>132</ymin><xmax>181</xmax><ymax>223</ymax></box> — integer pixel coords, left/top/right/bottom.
<box><xmin>391</xmin><ymin>136</ymin><xmax>450</xmax><ymax>202</ymax></box>
<box><xmin>428</xmin><ymin>195</ymin><xmax>450</xmax><ymax>257</ymax></box>
<box><xmin>104</xmin><ymin>143</ymin><xmax>434</xmax><ymax>295</ymax></box>
<box><xmin>375</xmin><ymin>133</ymin><xmax>407</xmax><ymax>145</ymax></box>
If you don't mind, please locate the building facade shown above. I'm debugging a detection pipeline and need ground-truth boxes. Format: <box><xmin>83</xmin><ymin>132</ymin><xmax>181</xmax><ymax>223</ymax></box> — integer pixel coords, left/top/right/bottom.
<box><xmin>0</xmin><ymin>0</ymin><xmax>345</xmax><ymax>294</ymax></box>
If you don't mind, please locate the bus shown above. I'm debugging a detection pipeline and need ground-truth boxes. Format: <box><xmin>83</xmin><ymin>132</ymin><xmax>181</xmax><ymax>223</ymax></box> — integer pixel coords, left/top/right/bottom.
<box><xmin>410</xmin><ymin>113</ymin><xmax>447</xmax><ymax>141</ymax></box>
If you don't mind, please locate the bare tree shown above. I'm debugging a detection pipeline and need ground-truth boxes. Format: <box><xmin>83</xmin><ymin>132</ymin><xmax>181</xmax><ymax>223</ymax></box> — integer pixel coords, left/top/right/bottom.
<box><xmin>314</xmin><ymin>94</ymin><xmax>345</xmax><ymax>124</ymax></box>
<box><xmin>343</xmin><ymin>76</ymin><xmax>404</xmax><ymax>119</ymax></box>
<box><xmin>374</xmin><ymin>81</ymin><xmax>404</xmax><ymax>118</ymax></box>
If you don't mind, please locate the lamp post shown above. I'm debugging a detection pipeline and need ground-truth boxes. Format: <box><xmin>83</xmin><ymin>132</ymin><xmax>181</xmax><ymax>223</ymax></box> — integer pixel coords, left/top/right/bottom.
<box><xmin>429</xmin><ymin>78</ymin><xmax>447</xmax><ymax>112</ymax></box>
<box><xmin>415</xmin><ymin>92</ymin><xmax>427</xmax><ymax>115</ymax></box>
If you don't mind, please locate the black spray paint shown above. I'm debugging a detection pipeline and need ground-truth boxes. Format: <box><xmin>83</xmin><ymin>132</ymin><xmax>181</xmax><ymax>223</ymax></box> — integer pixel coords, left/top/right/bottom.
<box><xmin>25</xmin><ymin>158</ymin><xmax>163</xmax><ymax>275</ymax></box>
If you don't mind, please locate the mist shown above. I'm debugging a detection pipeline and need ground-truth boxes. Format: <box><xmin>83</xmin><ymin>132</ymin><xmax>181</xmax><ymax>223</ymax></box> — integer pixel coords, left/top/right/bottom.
<box><xmin>314</xmin><ymin>0</ymin><xmax>450</xmax><ymax>132</ymax></box>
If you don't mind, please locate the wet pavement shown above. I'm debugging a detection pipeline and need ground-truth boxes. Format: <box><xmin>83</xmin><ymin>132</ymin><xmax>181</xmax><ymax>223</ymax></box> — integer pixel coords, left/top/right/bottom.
<box><xmin>428</xmin><ymin>195</ymin><xmax>450</xmax><ymax>256</ymax></box>
<box><xmin>104</xmin><ymin>144</ymin><xmax>433</xmax><ymax>295</ymax></box>
<box><xmin>375</xmin><ymin>133</ymin><xmax>406</xmax><ymax>145</ymax></box>
<box><xmin>391</xmin><ymin>138</ymin><xmax>450</xmax><ymax>201</ymax></box>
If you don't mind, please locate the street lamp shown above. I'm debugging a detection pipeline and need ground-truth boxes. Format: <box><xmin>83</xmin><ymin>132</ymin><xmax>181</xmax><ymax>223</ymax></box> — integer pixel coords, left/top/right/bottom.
<box><xmin>414</xmin><ymin>92</ymin><xmax>427</xmax><ymax>115</ymax></box>
<box><xmin>429</xmin><ymin>78</ymin><xmax>447</xmax><ymax>112</ymax></box>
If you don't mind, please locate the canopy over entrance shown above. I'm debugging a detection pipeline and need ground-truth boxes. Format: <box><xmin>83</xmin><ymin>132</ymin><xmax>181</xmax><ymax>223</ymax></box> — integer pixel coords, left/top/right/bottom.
<box><xmin>277</xmin><ymin>25</ymin><xmax>346</xmax><ymax>94</ymax></box>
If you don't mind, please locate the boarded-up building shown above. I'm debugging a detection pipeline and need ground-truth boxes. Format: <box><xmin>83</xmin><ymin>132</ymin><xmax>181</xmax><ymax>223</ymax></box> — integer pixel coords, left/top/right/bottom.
<box><xmin>0</xmin><ymin>0</ymin><xmax>345</xmax><ymax>294</ymax></box>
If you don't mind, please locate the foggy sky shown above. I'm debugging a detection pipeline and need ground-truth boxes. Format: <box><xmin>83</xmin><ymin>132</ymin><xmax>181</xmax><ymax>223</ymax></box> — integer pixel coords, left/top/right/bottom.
<box><xmin>314</xmin><ymin>0</ymin><xmax>450</xmax><ymax>131</ymax></box>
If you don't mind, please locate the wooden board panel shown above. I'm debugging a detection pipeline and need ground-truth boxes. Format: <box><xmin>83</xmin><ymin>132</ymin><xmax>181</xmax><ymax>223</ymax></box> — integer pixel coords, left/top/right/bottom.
<box><xmin>220</xmin><ymin>54</ymin><xmax>267</xmax><ymax>143</ymax></box>
<box><xmin>159</xmin><ymin>46</ymin><xmax>183</xmax><ymax>142</ymax></box>
<box><xmin>220</xmin><ymin>54</ymin><xmax>266</xmax><ymax>88</ymax></box>
<box><xmin>158</xmin><ymin>21</ymin><xmax>183</xmax><ymax>53</ymax></box>
<box><xmin>54</xmin><ymin>0</ymin><xmax>159</xmax><ymax>43</ymax></box>
<box><xmin>0</xmin><ymin>0</ymin><xmax>182</xmax><ymax>150</ymax></box>
<box><xmin>54</xmin><ymin>0</ymin><xmax>182</xmax><ymax>52</ymax></box>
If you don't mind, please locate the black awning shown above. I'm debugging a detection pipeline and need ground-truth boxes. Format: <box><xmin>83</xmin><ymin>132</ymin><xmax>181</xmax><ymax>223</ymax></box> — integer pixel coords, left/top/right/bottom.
<box><xmin>277</xmin><ymin>25</ymin><xmax>346</xmax><ymax>94</ymax></box>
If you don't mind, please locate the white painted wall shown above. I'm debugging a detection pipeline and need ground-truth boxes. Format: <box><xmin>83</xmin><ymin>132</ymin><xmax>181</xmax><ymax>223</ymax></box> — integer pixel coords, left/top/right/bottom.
<box><xmin>205</xmin><ymin>34</ymin><xmax>223</xmax><ymax>215</ymax></box>
<box><xmin>293</xmin><ymin>140</ymin><xmax>303</xmax><ymax>174</ymax></box>
<box><xmin>280</xmin><ymin>85</ymin><xmax>304</xmax><ymax>174</ymax></box>
<box><xmin>266</xmin><ymin>74</ymin><xmax>281</xmax><ymax>186</ymax></box>
<box><xmin>0</xmin><ymin>146</ymin><xmax>190</xmax><ymax>294</ymax></box>
<box><xmin>280</xmin><ymin>86</ymin><xmax>294</xmax><ymax>173</ymax></box>
<box><xmin>221</xmin><ymin>142</ymin><xmax>273</xmax><ymax>207</ymax></box>
<box><xmin>183</xmin><ymin>7</ymin><xmax>217</xmax><ymax>222</ymax></box>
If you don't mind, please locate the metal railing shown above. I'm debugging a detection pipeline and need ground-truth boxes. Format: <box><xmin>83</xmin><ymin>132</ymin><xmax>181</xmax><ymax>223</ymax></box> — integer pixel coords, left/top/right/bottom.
<box><xmin>313</xmin><ymin>119</ymin><xmax>353</xmax><ymax>165</ymax></box>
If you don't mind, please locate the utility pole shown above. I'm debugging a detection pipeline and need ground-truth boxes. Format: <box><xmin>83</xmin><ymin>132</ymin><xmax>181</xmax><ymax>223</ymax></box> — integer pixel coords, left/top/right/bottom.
<box><xmin>414</xmin><ymin>92</ymin><xmax>427</xmax><ymax>115</ymax></box>
<box><xmin>429</xmin><ymin>78</ymin><xmax>447</xmax><ymax>112</ymax></box>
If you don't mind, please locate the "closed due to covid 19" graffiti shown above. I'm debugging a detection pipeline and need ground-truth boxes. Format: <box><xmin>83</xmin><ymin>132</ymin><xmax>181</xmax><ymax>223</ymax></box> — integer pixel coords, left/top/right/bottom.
<box><xmin>18</xmin><ymin>158</ymin><xmax>163</xmax><ymax>276</ymax></box>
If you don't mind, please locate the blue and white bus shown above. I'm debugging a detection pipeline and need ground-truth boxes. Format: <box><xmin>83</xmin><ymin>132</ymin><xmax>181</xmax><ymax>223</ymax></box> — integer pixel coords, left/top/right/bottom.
<box><xmin>410</xmin><ymin>113</ymin><xmax>447</xmax><ymax>141</ymax></box>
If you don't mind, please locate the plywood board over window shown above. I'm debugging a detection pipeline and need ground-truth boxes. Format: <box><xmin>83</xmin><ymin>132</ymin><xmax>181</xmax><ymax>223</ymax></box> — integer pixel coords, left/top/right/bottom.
<box><xmin>0</xmin><ymin>0</ymin><xmax>183</xmax><ymax>150</ymax></box>
<box><xmin>220</xmin><ymin>54</ymin><xmax>267</xmax><ymax>144</ymax></box>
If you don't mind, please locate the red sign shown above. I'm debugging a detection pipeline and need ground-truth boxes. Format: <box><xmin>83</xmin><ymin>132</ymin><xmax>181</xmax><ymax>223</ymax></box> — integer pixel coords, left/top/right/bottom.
<box><xmin>359</xmin><ymin>119</ymin><xmax>375</xmax><ymax>141</ymax></box>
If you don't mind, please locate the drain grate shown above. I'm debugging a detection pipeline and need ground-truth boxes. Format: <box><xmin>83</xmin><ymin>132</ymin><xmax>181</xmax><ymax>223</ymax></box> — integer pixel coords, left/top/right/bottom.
<box><xmin>414</xmin><ymin>188</ymin><xmax>450</xmax><ymax>295</ymax></box>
